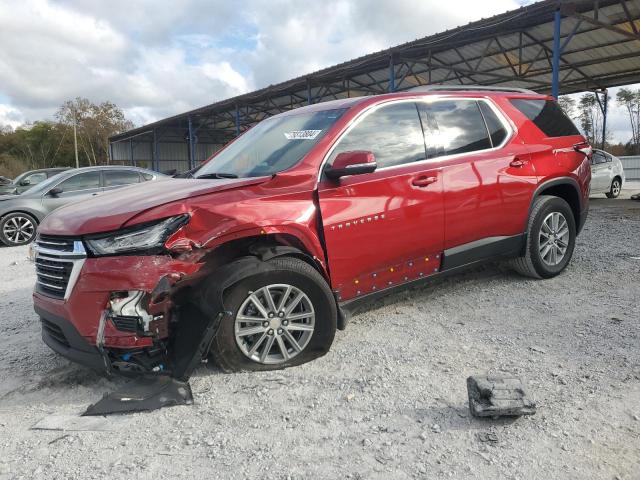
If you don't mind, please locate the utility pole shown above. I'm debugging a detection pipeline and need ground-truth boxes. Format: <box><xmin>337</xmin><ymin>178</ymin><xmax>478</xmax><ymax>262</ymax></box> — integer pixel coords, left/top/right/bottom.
<box><xmin>72</xmin><ymin>108</ymin><xmax>79</xmax><ymax>168</ymax></box>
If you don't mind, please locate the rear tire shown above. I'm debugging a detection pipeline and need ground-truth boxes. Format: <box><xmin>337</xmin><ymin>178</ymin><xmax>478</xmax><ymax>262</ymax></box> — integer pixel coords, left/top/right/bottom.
<box><xmin>0</xmin><ymin>212</ymin><xmax>38</xmax><ymax>246</ymax></box>
<box><xmin>208</xmin><ymin>257</ymin><xmax>337</xmax><ymax>372</ymax></box>
<box><xmin>605</xmin><ymin>178</ymin><xmax>621</xmax><ymax>198</ymax></box>
<box><xmin>510</xmin><ymin>195</ymin><xmax>576</xmax><ymax>279</ymax></box>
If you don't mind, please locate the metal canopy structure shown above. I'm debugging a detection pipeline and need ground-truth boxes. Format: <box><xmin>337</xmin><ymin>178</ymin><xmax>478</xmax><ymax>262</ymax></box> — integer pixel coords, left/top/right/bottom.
<box><xmin>109</xmin><ymin>0</ymin><xmax>640</xmax><ymax>173</ymax></box>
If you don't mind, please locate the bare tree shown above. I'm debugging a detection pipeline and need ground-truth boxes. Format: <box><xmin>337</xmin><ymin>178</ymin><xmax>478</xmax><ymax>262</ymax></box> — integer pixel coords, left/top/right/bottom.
<box><xmin>56</xmin><ymin>97</ymin><xmax>134</xmax><ymax>166</ymax></box>
<box><xmin>616</xmin><ymin>87</ymin><xmax>640</xmax><ymax>155</ymax></box>
<box><xmin>578</xmin><ymin>93</ymin><xmax>606</xmax><ymax>147</ymax></box>
<box><xmin>558</xmin><ymin>95</ymin><xmax>577</xmax><ymax>120</ymax></box>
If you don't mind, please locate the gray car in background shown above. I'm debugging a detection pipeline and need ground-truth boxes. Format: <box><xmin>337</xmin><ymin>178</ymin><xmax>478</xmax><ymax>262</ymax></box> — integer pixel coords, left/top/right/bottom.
<box><xmin>0</xmin><ymin>167</ymin><xmax>71</xmax><ymax>195</ymax></box>
<box><xmin>0</xmin><ymin>166</ymin><xmax>165</xmax><ymax>246</ymax></box>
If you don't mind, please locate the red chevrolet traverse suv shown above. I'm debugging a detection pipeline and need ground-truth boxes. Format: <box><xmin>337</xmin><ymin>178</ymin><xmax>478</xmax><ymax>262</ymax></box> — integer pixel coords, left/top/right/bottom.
<box><xmin>32</xmin><ymin>87</ymin><xmax>590</xmax><ymax>374</ymax></box>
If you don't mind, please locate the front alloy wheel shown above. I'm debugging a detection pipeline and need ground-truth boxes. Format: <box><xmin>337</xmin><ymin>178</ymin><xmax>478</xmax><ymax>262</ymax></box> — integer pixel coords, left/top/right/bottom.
<box><xmin>206</xmin><ymin>256</ymin><xmax>337</xmax><ymax>372</ymax></box>
<box><xmin>0</xmin><ymin>213</ymin><xmax>37</xmax><ymax>246</ymax></box>
<box><xmin>235</xmin><ymin>284</ymin><xmax>315</xmax><ymax>364</ymax></box>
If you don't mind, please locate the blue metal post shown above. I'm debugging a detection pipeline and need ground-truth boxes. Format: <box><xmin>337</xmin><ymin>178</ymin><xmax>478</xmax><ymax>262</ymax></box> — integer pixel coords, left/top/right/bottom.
<box><xmin>129</xmin><ymin>138</ymin><xmax>135</xmax><ymax>167</ymax></box>
<box><xmin>601</xmin><ymin>89</ymin><xmax>608</xmax><ymax>150</ymax></box>
<box><xmin>152</xmin><ymin>128</ymin><xmax>158</xmax><ymax>172</ymax></box>
<box><xmin>551</xmin><ymin>9</ymin><xmax>562</xmax><ymax>98</ymax></box>
<box><xmin>235</xmin><ymin>104</ymin><xmax>240</xmax><ymax>136</ymax></box>
<box><xmin>188</xmin><ymin>116</ymin><xmax>195</xmax><ymax>170</ymax></box>
<box><xmin>307</xmin><ymin>79</ymin><xmax>312</xmax><ymax>105</ymax></box>
<box><xmin>388</xmin><ymin>54</ymin><xmax>395</xmax><ymax>92</ymax></box>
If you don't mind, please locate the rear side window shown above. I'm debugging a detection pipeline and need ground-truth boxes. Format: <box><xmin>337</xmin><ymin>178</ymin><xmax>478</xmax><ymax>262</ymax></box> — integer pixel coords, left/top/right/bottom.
<box><xmin>478</xmin><ymin>102</ymin><xmax>508</xmax><ymax>147</ymax></box>
<box><xmin>510</xmin><ymin>99</ymin><xmax>580</xmax><ymax>137</ymax></box>
<box><xmin>104</xmin><ymin>170</ymin><xmax>141</xmax><ymax>187</ymax></box>
<box><xmin>424</xmin><ymin>100</ymin><xmax>492</xmax><ymax>155</ymax></box>
<box><xmin>328</xmin><ymin>102</ymin><xmax>425</xmax><ymax>169</ymax></box>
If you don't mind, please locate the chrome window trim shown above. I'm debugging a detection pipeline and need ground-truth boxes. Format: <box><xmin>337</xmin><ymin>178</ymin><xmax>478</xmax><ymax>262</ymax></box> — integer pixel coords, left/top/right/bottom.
<box><xmin>317</xmin><ymin>96</ymin><xmax>515</xmax><ymax>181</ymax></box>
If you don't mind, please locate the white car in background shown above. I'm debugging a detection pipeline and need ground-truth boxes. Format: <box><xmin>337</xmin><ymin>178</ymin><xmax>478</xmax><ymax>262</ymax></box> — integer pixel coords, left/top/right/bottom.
<box><xmin>590</xmin><ymin>149</ymin><xmax>626</xmax><ymax>198</ymax></box>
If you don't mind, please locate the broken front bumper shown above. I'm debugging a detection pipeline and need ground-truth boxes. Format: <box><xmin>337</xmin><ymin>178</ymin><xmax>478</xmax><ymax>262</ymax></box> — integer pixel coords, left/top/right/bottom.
<box><xmin>33</xmin><ymin>254</ymin><xmax>204</xmax><ymax>371</ymax></box>
<box><xmin>36</xmin><ymin>306</ymin><xmax>105</xmax><ymax>371</ymax></box>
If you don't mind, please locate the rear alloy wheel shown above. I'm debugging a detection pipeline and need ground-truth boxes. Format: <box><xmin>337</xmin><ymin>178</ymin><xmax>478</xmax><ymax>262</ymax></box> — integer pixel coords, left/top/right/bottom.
<box><xmin>605</xmin><ymin>178</ymin><xmax>621</xmax><ymax>198</ymax></box>
<box><xmin>0</xmin><ymin>213</ymin><xmax>37</xmax><ymax>246</ymax></box>
<box><xmin>538</xmin><ymin>212</ymin><xmax>570</xmax><ymax>267</ymax></box>
<box><xmin>510</xmin><ymin>195</ymin><xmax>576</xmax><ymax>279</ymax></box>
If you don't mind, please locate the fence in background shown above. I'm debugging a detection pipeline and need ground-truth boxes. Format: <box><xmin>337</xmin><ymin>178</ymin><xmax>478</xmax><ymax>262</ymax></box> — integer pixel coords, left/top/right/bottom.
<box><xmin>620</xmin><ymin>156</ymin><xmax>640</xmax><ymax>181</ymax></box>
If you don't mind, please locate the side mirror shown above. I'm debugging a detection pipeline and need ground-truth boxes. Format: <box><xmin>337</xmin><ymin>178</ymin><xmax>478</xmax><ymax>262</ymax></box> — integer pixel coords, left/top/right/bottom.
<box><xmin>573</xmin><ymin>142</ymin><xmax>592</xmax><ymax>158</ymax></box>
<box><xmin>48</xmin><ymin>187</ymin><xmax>63</xmax><ymax>196</ymax></box>
<box><xmin>325</xmin><ymin>151</ymin><xmax>377</xmax><ymax>180</ymax></box>
<box><xmin>19</xmin><ymin>179</ymin><xmax>31</xmax><ymax>186</ymax></box>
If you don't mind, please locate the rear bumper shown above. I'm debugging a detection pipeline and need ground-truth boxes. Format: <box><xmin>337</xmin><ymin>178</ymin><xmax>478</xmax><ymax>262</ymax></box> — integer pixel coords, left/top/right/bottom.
<box><xmin>35</xmin><ymin>305</ymin><xmax>105</xmax><ymax>371</ymax></box>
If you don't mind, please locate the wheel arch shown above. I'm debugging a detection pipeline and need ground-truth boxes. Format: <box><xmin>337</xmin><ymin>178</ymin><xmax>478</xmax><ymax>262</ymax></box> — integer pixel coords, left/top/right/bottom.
<box><xmin>530</xmin><ymin>178</ymin><xmax>582</xmax><ymax>231</ymax></box>
<box><xmin>199</xmin><ymin>232</ymin><xmax>329</xmax><ymax>281</ymax></box>
<box><xmin>0</xmin><ymin>209</ymin><xmax>42</xmax><ymax>224</ymax></box>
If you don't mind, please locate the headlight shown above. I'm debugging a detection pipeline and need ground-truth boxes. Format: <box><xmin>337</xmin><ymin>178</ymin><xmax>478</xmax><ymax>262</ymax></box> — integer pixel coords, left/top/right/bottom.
<box><xmin>85</xmin><ymin>215</ymin><xmax>189</xmax><ymax>256</ymax></box>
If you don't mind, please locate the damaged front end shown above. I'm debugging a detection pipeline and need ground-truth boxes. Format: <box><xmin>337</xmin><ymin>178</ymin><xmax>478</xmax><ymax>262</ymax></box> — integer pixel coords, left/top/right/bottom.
<box><xmin>85</xmin><ymin>268</ymin><xmax>223</xmax><ymax>415</ymax></box>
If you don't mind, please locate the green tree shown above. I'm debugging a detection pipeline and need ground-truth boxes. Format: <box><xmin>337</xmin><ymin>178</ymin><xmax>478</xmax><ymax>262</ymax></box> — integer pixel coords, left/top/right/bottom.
<box><xmin>0</xmin><ymin>121</ymin><xmax>76</xmax><ymax>175</ymax></box>
<box><xmin>616</xmin><ymin>87</ymin><xmax>640</xmax><ymax>154</ymax></box>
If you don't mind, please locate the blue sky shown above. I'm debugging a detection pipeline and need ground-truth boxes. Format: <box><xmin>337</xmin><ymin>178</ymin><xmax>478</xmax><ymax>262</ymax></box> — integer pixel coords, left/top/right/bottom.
<box><xmin>0</xmin><ymin>0</ymin><xmax>636</xmax><ymax>143</ymax></box>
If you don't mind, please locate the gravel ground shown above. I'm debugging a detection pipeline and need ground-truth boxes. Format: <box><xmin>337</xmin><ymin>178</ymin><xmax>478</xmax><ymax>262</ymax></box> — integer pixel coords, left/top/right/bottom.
<box><xmin>0</xmin><ymin>184</ymin><xmax>639</xmax><ymax>480</ymax></box>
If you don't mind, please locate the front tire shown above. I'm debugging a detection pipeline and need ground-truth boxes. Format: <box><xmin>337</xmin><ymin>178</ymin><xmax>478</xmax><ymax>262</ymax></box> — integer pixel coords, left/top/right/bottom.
<box><xmin>0</xmin><ymin>212</ymin><xmax>38</xmax><ymax>246</ymax></box>
<box><xmin>511</xmin><ymin>195</ymin><xmax>576</xmax><ymax>279</ymax></box>
<box><xmin>605</xmin><ymin>178</ymin><xmax>621</xmax><ymax>198</ymax></box>
<box><xmin>208</xmin><ymin>257</ymin><xmax>337</xmax><ymax>372</ymax></box>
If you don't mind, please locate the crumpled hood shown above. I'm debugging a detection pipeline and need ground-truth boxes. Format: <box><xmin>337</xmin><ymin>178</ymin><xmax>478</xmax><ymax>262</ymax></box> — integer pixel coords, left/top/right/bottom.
<box><xmin>39</xmin><ymin>177</ymin><xmax>269</xmax><ymax>236</ymax></box>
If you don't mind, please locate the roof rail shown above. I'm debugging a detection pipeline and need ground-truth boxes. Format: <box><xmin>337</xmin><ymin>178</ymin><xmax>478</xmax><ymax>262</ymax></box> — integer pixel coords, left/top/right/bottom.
<box><xmin>408</xmin><ymin>85</ymin><xmax>537</xmax><ymax>94</ymax></box>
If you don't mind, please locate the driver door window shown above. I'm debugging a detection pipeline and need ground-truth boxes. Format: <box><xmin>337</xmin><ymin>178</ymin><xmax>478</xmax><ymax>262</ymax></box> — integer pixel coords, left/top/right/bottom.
<box><xmin>57</xmin><ymin>172</ymin><xmax>101</xmax><ymax>192</ymax></box>
<box><xmin>327</xmin><ymin>102</ymin><xmax>427</xmax><ymax>169</ymax></box>
<box><xmin>44</xmin><ymin>171</ymin><xmax>102</xmax><ymax>211</ymax></box>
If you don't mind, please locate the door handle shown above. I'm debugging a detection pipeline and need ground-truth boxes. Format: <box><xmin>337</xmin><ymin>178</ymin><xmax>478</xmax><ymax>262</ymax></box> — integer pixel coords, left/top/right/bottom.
<box><xmin>412</xmin><ymin>176</ymin><xmax>437</xmax><ymax>187</ymax></box>
<box><xmin>510</xmin><ymin>157</ymin><xmax>528</xmax><ymax>168</ymax></box>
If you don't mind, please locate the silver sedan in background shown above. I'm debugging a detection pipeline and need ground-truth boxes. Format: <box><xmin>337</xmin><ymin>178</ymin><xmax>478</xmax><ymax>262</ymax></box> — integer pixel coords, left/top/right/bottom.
<box><xmin>0</xmin><ymin>166</ymin><xmax>165</xmax><ymax>246</ymax></box>
<box><xmin>590</xmin><ymin>149</ymin><xmax>626</xmax><ymax>198</ymax></box>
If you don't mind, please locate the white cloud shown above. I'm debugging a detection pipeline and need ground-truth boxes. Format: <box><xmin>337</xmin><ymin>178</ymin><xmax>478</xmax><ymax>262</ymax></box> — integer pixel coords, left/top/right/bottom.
<box><xmin>0</xmin><ymin>0</ymin><xmax>637</xmax><ymax>146</ymax></box>
<box><xmin>0</xmin><ymin>104</ymin><xmax>24</xmax><ymax>129</ymax></box>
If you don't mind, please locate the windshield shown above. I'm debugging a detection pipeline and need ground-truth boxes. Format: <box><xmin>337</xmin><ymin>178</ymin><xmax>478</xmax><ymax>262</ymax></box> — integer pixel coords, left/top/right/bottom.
<box><xmin>196</xmin><ymin>108</ymin><xmax>346</xmax><ymax>178</ymax></box>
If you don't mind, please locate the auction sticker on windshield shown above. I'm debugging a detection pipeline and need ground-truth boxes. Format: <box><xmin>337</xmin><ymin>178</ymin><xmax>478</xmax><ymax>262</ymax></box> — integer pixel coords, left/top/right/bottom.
<box><xmin>284</xmin><ymin>130</ymin><xmax>322</xmax><ymax>140</ymax></box>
